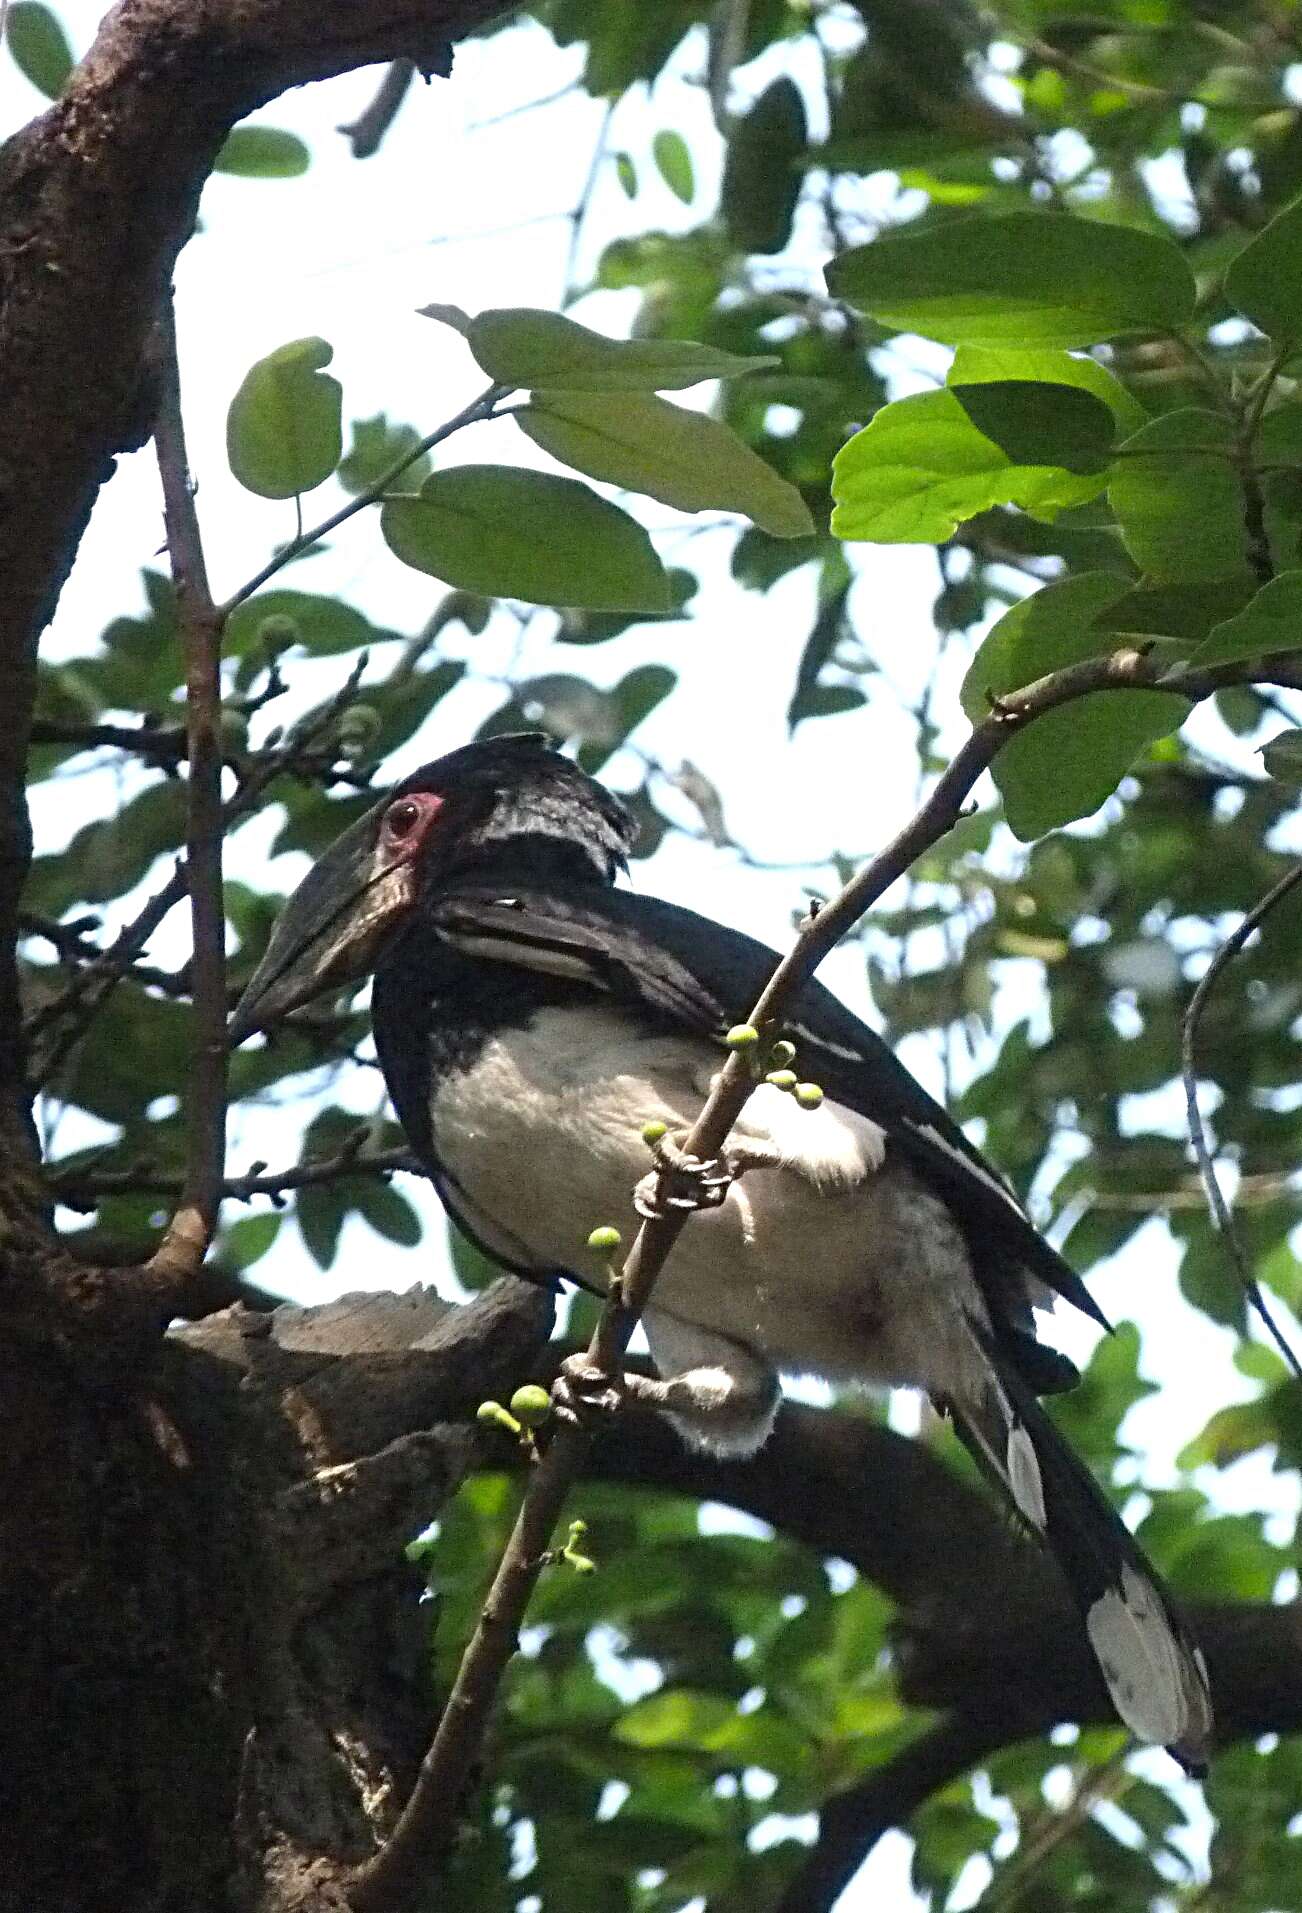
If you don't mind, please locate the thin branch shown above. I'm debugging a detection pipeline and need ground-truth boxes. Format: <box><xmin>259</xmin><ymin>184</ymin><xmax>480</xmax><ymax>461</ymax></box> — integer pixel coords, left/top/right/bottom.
<box><xmin>27</xmin><ymin>715</ymin><xmax>375</xmax><ymax>789</ymax></box>
<box><xmin>337</xmin><ymin>59</ymin><xmax>416</xmax><ymax>159</ymax></box>
<box><xmin>975</xmin><ymin>1740</ymin><xmax>1136</xmax><ymax>1913</ymax></box>
<box><xmin>347</xmin><ymin>640</ymin><xmax>1302</xmax><ymax>1911</ymax></box>
<box><xmin>1182</xmin><ymin>861</ymin><xmax>1302</xmax><ymax>1380</ymax></box>
<box><xmin>146</xmin><ymin>294</ymin><xmax>229</xmax><ymax>1287</ymax></box>
<box><xmin>774</xmin><ymin>1714</ymin><xmax>1018</xmax><ymax>1913</ymax></box>
<box><xmin>51</xmin><ymin>1141</ymin><xmax>416</xmax><ymax>1212</ymax></box>
<box><xmin>560</xmin><ymin>99</ymin><xmax>615</xmax><ymax>305</ymax></box>
<box><xmin>222</xmin><ymin>384</ymin><xmax>506</xmax><ymax>619</ymax></box>
<box><xmin>28</xmin><ymin>659</ymin><xmax>369</xmax><ymax>1079</ymax></box>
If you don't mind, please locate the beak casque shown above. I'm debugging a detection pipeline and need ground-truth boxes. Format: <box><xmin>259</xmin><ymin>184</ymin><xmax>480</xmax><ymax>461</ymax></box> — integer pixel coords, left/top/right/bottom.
<box><xmin>228</xmin><ymin>800</ymin><xmax>416</xmax><ymax>1043</ymax></box>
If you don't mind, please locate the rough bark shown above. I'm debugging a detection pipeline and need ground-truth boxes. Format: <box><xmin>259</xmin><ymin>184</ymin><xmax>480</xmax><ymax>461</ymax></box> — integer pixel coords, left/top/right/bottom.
<box><xmin>3</xmin><ymin>1278</ymin><xmax>553</xmax><ymax>1913</ymax></box>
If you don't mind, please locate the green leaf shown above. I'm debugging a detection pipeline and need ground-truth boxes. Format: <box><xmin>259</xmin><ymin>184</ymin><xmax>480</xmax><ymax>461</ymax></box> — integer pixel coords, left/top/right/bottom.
<box><xmin>652</xmin><ymin>129</ymin><xmax>694</xmax><ymax>204</ymax></box>
<box><xmin>826</xmin><ymin>212</ymin><xmax>1196</xmax><ymax>347</ymax></box>
<box><xmin>6</xmin><ymin>3</ymin><xmax>73</xmax><ymax>98</ymax></box>
<box><xmin>417</xmin><ymin>302</ymin><xmax>472</xmax><ymax>335</ymax></box>
<box><xmin>1261</xmin><ymin>727</ymin><xmax>1302</xmax><ymax>781</ymax></box>
<box><xmin>1093</xmin><ymin>578</ymin><xmax>1257</xmax><ymax>648</ymax></box>
<box><xmin>222</xmin><ymin>1212</ymin><xmax>281</xmax><ymax>1272</ymax></box>
<box><xmin>613</xmin><ymin>150</ymin><xmax>636</xmax><ymax>198</ymax></box>
<box><xmin>357</xmin><ymin>1181</ymin><xmax>422</xmax><ymax>1248</ymax></box>
<box><xmin>960</xmin><ymin>573</ymin><xmax>1187</xmax><ymax>841</ymax></box>
<box><xmin>1189</xmin><ymin>571</ymin><xmax>1302</xmax><ymax>667</ymax></box>
<box><xmin>226</xmin><ymin>338</ymin><xmax>343</xmax><ymax>499</ymax></box>
<box><xmin>297</xmin><ymin>1181</ymin><xmax>347</xmax><ymax>1270</ymax></box>
<box><xmin>1109</xmin><ymin>410</ymin><xmax>1248</xmax><ymax>582</ymax></box>
<box><xmin>614</xmin><ymin>1689</ymin><xmax>739</xmax><ymax>1751</ymax></box>
<box><xmin>996</xmin><ymin>689</ymin><xmax>1189</xmax><ymax>840</ymax></box>
<box><xmin>1225</xmin><ymin>193</ymin><xmax>1302</xmax><ymax>346</ymax></box>
<box><xmin>467</xmin><ymin>307</ymin><xmax>776</xmax><ymax>392</ymax></box>
<box><xmin>949</xmin><ymin>345</ymin><xmax>1148</xmax><ymax>438</ymax></box>
<box><xmin>831</xmin><ymin>386</ymin><xmax>1109</xmax><ymax>545</ymax></box>
<box><xmin>951</xmin><ymin>381</ymin><xmax>1115</xmax><ymax>474</ymax></box>
<box><xmin>338</xmin><ymin>414</ymin><xmax>431</xmax><ymax>495</ymax></box>
<box><xmin>214</xmin><ymin>126</ymin><xmax>310</xmax><ymax>179</ymax></box>
<box><xmin>381</xmin><ymin>466</ymin><xmax>672</xmax><ymax>611</ymax></box>
<box><xmin>223</xmin><ymin>590</ymin><xmax>399</xmax><ymax>662</ymax></box>
<box><xmin>721</xmin><ymin>77</ymin><xmax>807</xmax><ymax>255</ymax></box>
<box><xmin>517</xmin><ymin>392</ymin><xmax>814</xmax><ymax>538</ymax></box>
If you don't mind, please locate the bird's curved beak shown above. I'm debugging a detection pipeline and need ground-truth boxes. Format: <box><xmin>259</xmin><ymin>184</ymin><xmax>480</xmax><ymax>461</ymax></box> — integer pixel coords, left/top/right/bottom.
<box><xmin>228</xmin><ymin>802</ymin><xmax>416</xmax><ymax>1043</ymax></box>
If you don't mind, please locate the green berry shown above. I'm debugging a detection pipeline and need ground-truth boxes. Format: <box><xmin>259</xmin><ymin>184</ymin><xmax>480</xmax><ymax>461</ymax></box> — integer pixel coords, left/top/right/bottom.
<box><xmin>769</xmin><ymin>1039</ymin><xmax>796</xmax><ymax>1068</ymax></box>
<box><xmin>255</xmin><ymin>613</ymin><xmax>301</xmax><ymax>650</ymax></box>
<box><xmin>765</xmin><ymin>1069</ymin><xmax>797</xmax><ymax>1092</ymax></box>
<box><xmin>794</xmin><ymin>1081</ymin><xmax>825</xmax><ymax>1109</ymax></box>
<box><xmin>510</xmin><ymin>1384</ymin><xmax>552</xmax><ymax>1428</ymax></box>
<box><xmin>336</xmin><ymin>704</ymin><xmax>381</xmax><ymax>758</ymax></box>
<box><xmin>476</xmin><ymin>1400</ymin><xmax>519</xmax><ymax>1434</ymax></box>
<box><xmin>725</xmin><ymin>1024</ymin><xmax>760</xmax><ymax>1050</ymax></box>
<box><xmin>641</xmin><ymin>1119</ymin><xmax>668</xmax><ymax>1145</ymax></box>
<box><xmin>587</xmin><ymin>1224</ymin><xmax>622</xmax><ymax>1253</ymax></box>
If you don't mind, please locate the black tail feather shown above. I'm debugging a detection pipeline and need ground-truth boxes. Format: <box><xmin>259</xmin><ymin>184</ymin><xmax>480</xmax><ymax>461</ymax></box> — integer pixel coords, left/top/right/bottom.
<box><xmin>946</xmin><ymin>1334</ymin><xmax>1213</xmax><ymax>1773</ymax></box>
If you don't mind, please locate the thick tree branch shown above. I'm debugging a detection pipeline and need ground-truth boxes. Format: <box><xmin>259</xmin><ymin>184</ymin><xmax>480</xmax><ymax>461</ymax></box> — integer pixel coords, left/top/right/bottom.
<box><xmin>148</xmin><ymin>292</ymin><xmax>227</xmax><ymax>1291</ymax></box>
<box><xmin>346</xmin><ymin>643</ymin><xmax>1302</xmax><ymax>1910</ymax></box>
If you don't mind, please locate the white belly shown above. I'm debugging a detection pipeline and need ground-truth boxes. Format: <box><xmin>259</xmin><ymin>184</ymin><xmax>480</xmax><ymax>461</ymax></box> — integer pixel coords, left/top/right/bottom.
<box><xmin>430</xmin><ymin>1004</ymin><xmax>989</xmax><ymax>1399</ymax></box>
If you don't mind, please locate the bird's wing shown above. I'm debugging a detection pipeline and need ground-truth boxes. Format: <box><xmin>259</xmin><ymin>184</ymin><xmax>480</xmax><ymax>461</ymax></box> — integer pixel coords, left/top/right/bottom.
<box><xmin>429</xmin><ymin>883</ymin><xmax>1107</xmax><ymax>1333</ymax></box>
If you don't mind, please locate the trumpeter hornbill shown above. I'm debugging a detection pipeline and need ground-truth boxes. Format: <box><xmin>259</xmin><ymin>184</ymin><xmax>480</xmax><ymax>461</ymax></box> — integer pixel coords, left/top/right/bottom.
<box><xmin>230</xmin><ymin>732</ymin><xmax>1213</xmax><ymax>1769</ymax></box>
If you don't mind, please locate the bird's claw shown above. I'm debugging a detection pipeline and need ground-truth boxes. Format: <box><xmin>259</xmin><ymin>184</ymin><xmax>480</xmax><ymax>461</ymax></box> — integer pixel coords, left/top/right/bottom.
<box><xmin>553</xmin><ymin>1353</ymin><xmax>624</xmax><ymax>1427</ymax></box>
<box><xmin>633</xmin><ymin>1131</ymin><xmax>733</xmax><ymax>1219</ymax></box>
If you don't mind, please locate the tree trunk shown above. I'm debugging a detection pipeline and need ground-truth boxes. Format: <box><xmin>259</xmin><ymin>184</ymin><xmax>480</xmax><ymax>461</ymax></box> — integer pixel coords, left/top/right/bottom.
<box><xmin>1</xmin><ymin>1277</ymin><xmax>553</xmax><ymax>1913</ymax></box>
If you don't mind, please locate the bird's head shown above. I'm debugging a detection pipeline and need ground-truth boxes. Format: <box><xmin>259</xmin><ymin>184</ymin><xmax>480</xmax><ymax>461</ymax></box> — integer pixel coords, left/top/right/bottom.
<box><xmin>228</xmin><ymin>733</ymin><xmax>636</xmax><ymax>1041</ymax></box>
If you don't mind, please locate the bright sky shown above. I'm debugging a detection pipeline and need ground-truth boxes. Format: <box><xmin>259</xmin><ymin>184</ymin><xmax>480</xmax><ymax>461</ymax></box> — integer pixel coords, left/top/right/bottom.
<box><xmin>12</xmin><ymin>8</ymin><xmax>1301</xmax><ymax>1905</ymax></box>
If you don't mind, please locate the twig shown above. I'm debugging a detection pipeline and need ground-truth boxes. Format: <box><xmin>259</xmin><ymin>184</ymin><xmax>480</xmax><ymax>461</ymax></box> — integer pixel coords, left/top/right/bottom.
<box><xmin>29</xmin><ymin>658</ymin><xmax>369</xmax><ymax>1079</ymax></box>
<box><xmin>974</xmin><ymin>1740</ymin><xmax>1135</xmax><ymax>1912</ymax></box>
<box><xmin>27</xmin><ymin>716</ymin><xmax>374</xmax><ymax>789</ymax></box>
<box><xmin>346</xmin><ymin>641</ymin><xmax>1302</xmax><ymax>1911</ymax></box>
<box><xmin>146</xmin><ymin>295</ymin><xmax>229</xmax><ymax>1287</ymax></box>
<box><xmin>1182</xmin><ymin>862</ymin><xmax>1302</xmax><ymax>1380</ymax></box>
<box><xmin>337</xmin><ymin>59</ymin><xmax>415</xmax><ymax>159</ymax></box>
<box><xmin>223</xmin><ymin>384</ymin><xmax>507</xmax><ymax>619</ymax></box>
<box><xmin>51</xmin><ymin>1141</ymin><xmax>416</xmax><ymax>1212</ymax></box>
<box><xmin>560</xmin><ymin>99</ymin><xmax>614</xmax><ymax>305</ymax></box>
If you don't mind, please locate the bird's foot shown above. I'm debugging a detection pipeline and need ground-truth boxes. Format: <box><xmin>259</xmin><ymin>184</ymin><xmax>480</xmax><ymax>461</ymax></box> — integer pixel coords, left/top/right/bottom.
<box><xmin>553</xmin><ymin>1352</ymin><xmax>624</xmax><ymax>1428</ymax></box>
<box><xmin>634</xmin><ymin>1130</ymin><xmax>781</xmax><ymax>1219</ymax></box>
<box><xmin>633</xmin><ymin>1131</ymin><xmax>733</xmax><ymax>1219</ymax></box>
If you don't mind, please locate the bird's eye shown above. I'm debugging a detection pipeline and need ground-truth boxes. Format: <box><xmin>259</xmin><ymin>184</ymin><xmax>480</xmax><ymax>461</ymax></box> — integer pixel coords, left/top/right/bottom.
<box><xmin>385</xmin><ymin>799</ymin><xmax>422</xmax><ymax>839</ymax></box>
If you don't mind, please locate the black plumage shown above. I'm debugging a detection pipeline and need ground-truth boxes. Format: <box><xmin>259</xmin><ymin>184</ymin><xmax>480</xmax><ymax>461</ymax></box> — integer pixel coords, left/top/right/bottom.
<box><xmin>231</xmin><ymin>732</ymin><xmax>1214</xmax><ymax>1769</ymax></box>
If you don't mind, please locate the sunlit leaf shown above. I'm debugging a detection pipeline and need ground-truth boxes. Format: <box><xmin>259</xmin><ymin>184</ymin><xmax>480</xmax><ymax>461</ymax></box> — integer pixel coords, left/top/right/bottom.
<box><xmin>832</xmin><ymin>385</ymin><xmax>1112</xmax><ymax>544</ymax></box>
<box><xmin>827</xmin><ymin>212</ymin><xmax>1196</xmax><ymax>347</ymax></box>
<box><xmin>214</xmin><ymin>126</ymin><xmax>310</xmax><ymax>178</ymax></box>
<box><xmin>653</xmin><ymin>129</ymin><xmax>694</xmax><ymax>204</ymax></box>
